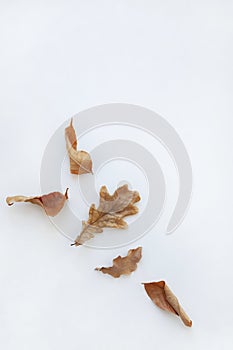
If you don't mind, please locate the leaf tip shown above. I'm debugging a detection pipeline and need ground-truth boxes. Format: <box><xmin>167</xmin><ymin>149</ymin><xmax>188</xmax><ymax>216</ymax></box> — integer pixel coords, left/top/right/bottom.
<box><xmin>6</xmin><ymin>197</ymin><xmax>13</xmax><ymax>206</ymax></box>
<box><xmin>187</xmin><ymin>320</ymin><xmax>192</xmax><ymax>327</ymax></box>
<box><xmin>64</xmin><ymin>188</ymin><xmax>69</xmax><ymax>199</ymax></box>
<box><xmin>100</xmin><ymin>185</ymin><xmax>107</xmax><ymax>192</ymax></box>
<box><xmin>71</xmin><ymin>240</ymin><xmax>82</xmax><ymax>247</ymax></box>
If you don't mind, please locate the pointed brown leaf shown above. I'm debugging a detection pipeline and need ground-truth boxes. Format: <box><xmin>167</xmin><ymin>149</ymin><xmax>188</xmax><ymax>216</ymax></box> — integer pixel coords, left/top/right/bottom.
<box><xmin>95</xmin><ymin>247</ymin><xmax>142</xmax><ymax>278</ymax></box>
<box><xmin>65</xmin><ymin>119</ymin><xmax>93</xmax><ymax>175</ymax></box>
<box><xmin>6</xmin><ymin>188</ymin><xmax>69</xmax><ymax>217</ymax></box>
<box><xmin>143</xmin><ymin>281</ymin><xmax>192</xmax><ymax>327</ymax></box>
<box><xmin>73</xmin><ymin>184</ymin><xmax>140</xmax><ymax>246</ymax></box>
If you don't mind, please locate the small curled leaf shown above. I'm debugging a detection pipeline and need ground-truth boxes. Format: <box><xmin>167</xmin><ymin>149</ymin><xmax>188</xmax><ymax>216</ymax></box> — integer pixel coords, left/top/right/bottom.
<box><xmin>95</xmin><ymin>247</ymin><xmax>142</xmax><ymax>278</ymax></box>
<box><xmin>6</xmin><ymin>189</ymin><xmax>69</xmax><ymax>217</ymax></box>
<box><xmin>143</xmin><ymin>281</ymin><xmax>192</xmax><ymax>327</ymax></box>
<box><xmin>65</xmin><ymin>118</ymin><xmax>93</xmax><ymax>175</ymax></box>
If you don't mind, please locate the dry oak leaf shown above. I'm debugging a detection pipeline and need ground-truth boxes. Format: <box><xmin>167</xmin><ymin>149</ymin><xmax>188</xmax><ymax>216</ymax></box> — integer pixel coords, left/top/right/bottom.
<box><xmin>143</xmin><ymin>281</ymin><xmax>192</xmax><ymax>327</ymax></box>
<box><xmin>6</xmin><ymin>189</ymin><xmax>69</xmax><ymax>217</ymax></box>
<box><xmin>72</xmin><ymin>184</ymin><xmax>140</xmax><ymax>246</ymax></box>
<box><xmin>65</xmin><ymin>118</ymin><xmax>93</xmax><ymax>175</ymax></box>
<box><xmin>95</xmin><ymin>246</ymin><xmax>142</xmax><ymax>278</ymax></box>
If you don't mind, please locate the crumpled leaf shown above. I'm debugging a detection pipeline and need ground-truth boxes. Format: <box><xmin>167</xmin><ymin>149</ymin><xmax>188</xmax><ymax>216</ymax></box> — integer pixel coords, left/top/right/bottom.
<box><xmin>95</xmin><ymin>246</ymin><xmax>142</xmax><ymax>278</ymax></box>
<box><xmin>72</xmin><ymin>184</ymin><xmax>140</xmax><ymax>246</ymax></box>
<box><xmin>143</xmin><ymin>281</ymin><xmax>192</xmax><ymax>327</ymax></box>
<box><xmin>65</xmin><ymin>119</ymin><xmax>93</xmax><ymax>175</ymax></box>
<box><xmin>6</xmin><ymin>189</ymin><xmax>69</xmax><ymax>217</ymax></box>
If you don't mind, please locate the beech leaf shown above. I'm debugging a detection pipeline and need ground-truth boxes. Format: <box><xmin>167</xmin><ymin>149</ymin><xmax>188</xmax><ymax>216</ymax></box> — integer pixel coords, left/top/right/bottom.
<box><xmin>95</xmin><ymin>246</ymin><xmax>142</xmax><ymax>278</ymax></box>
<box><xmin>6</xmin><ymin>189</ymin><xmax>69</xmax><ymax>217</ymax></box>
<box><xmin>72</xmin><ymin>184</ymin><xmax>140</xmax><ymax>246</ymax></box>
<box><xmin>143</xmin><ymin>281</ymin><xmax>192</xmax><ymax>327</ymax></box>
<box><xmin>65</xmin><ymin>119</ymin><xmax>93</xmax><ymax>175</ymax></box>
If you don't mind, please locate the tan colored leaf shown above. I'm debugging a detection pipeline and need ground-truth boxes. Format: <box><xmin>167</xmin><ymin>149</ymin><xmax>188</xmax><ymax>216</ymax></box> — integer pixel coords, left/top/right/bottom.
<box><xmin>6</xmin><ymin>188</ymin><xmax>69</xmax><ymax>217</ymax></box>
<box><xmin>65</xmin><ymin>119</ymin><xmax>93</xmax><ymax>175</ymax></box>
<box><xmin>95</xmin><ymin>246</ymin><xmax>142</xmax><ymax>278</ymax></box>
<box><xmin>143</xmin><ymin>281</ymin><xmax>192</xmax><ymax>327</ymax></box>
<box><xmin>72</xmin><ymin>184</ymin><xmax>140</xmax><ymax>246</ymax></box>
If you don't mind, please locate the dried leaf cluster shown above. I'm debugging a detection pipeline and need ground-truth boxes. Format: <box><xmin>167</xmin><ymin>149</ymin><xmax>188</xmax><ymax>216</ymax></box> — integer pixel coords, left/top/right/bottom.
<box><xmin>6</xmin><ymin>118</ymin><xmax>192</xmax><ymax>328</ymax></box>
<box><xmin>95</xmin><ymin>247</ymin><xmax>192</xmax><ymax>327</ymax></box>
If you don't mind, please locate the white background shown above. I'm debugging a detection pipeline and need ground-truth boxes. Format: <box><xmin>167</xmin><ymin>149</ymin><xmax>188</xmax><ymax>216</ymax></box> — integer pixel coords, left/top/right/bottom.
<box><xmin>1</xmin><ymin>1</ymin><xmax>233</xmax><ymax>349</ymax></box>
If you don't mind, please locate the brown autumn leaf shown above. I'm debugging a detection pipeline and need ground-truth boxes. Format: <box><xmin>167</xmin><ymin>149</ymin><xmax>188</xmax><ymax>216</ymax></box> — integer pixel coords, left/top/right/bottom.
<box><xmin>72</xmin><ymin>184</ymin><xmax>140</xmax><ymax>246</ymax></box>
<box><xmin>95</xmin><ymin>246</ymin><xmax>142</xmax><ymax>278</ymax></box>
<box><xmin>143</xmin><ymin>281</ymin><xmax>192</xmax><ymax>327</ymax></box>
<box><xmin>65</xmin><ymin>119</ymin><xmax>93</xmax><ymax>175</ymax></box>
<box><xmin>6</xmin><ymin>189</ymin><xmax>69</xmax><ymax>217</ymax></box>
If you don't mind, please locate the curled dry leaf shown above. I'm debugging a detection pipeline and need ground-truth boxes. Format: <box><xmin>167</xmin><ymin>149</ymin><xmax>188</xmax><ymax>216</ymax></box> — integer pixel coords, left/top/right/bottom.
<box><xmin>95</xmin><ymin>246</ymin><xmax>142</xmax><ymax>278</ymax></box>
<box><xmin>6</xmin><ymin>189</ymin><xmax>69</xmax><ymax>217</ymax></box>
<box><xmin>65</xmin><ymin>119</ymin><xmax>93</xmax><ymax>175</ymax></box>
<box><xmin>143</xmin><ymin>281</ymin><xmax>192</xmax><ymax>327</ymax></box>
<box><xmin>72</xmin><ymin>184</ymin><xmax>140</xmax><ymax>246</ymax></box>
